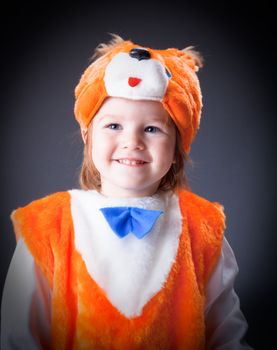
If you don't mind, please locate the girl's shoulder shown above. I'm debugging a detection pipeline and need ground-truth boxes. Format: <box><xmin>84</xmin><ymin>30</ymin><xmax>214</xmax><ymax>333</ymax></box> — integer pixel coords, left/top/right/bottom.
<box><xmin>178</xmin><ymin>188</ymin><xmax>225</xmax><ymax>221</ymax></box>
<box><xmin>10</xmin><ymin>190</ymin><xmax>73</xmax><ymax>242</ymax></box>
<box><xmin>11</xmin><ymin>190</ymin><xmax>70</xmax><ymax>219</ymax></box>
<box><xmin>178</xmin><ymin>188</ymin><xmax>226</xmax><ymax>241</ymax></box>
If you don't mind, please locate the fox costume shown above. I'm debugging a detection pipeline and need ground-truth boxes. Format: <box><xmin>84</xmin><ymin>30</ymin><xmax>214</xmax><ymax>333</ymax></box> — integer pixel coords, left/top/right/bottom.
<box><xmin>1</xmin><ymin>35</ymin><xmax>252</xmax><ymax>349</ymax></box>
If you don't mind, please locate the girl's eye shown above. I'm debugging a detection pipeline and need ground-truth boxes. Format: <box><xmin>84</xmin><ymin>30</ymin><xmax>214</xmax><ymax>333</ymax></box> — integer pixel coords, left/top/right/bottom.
<box><xmin>107</xmin><ymin>123</ymin><xmax>121</xmax><ymax>130</ymax></box>
<box><xmin>145</xmin><ymin>126</ymin><xmax>160</xmax><ymax>133</ymax></box>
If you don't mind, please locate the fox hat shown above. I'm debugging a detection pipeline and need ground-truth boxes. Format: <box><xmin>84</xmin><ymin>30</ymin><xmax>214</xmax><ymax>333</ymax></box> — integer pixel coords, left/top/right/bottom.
<box><xmin>74</xmin><ymin>34</ymin><xmax>203</xmax><ymax>153</ymax></box>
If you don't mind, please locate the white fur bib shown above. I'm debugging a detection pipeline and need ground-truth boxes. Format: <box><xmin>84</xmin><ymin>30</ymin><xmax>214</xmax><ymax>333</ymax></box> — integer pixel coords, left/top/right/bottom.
<box><xmin>69</xmin><ymin>190</ymin><xmax>182</xmax><ymax>318</ymax></box>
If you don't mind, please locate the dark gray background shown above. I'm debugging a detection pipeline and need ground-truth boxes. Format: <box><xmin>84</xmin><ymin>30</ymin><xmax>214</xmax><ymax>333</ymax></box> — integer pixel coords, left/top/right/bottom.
<box><xmin>0</xmin><ymin>2</ymin><xmax>275</xmax><ymax>348</ymax></box>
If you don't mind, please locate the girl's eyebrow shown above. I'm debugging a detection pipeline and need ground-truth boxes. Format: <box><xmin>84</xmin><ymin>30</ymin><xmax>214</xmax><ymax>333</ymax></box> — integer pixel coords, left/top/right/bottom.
<box><xmin>96</xmin><ymin>114</ymin><xmax>170</xmax><ymax>125</ymax></box>
<box><xmin>95</xmin><ymin>114</ymin><xmax>122</xmax><ymax>123</ymax></box>
<box><xmin>147</xmin><ymin>118</ymin><xmax>168</xmax><ymax>123</ymax></box>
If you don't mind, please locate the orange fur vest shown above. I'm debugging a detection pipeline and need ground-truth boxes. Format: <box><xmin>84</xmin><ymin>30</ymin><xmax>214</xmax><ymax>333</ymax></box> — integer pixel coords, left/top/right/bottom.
<box><xmin>11</xmin><ymin>189</ymin><xmax>225</xmax><ymax>349</ymax></box>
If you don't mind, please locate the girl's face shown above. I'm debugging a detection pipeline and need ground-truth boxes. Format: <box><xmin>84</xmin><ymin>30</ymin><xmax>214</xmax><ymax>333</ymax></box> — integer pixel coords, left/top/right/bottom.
<box><xmin>90</xmin><ymin>97</ymin><xmax>176</xmax><ymax>197</ymax></box>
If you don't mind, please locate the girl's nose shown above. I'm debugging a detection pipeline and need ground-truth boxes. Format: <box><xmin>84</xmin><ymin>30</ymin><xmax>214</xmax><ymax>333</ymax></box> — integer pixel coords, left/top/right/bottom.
<box><xmin>121</xmin><ymin>132</ymin><xmax>145</xmax><ymax>151</ymax></box>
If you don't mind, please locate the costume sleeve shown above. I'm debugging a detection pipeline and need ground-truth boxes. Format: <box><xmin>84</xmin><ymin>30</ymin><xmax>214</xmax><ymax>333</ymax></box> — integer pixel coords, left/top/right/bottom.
<box><xmin>1</xmin><ymin>239</ymin><xmax>51</xmax><ymax>350</ymax></box>
<box><xmin>204</xmin><ymin>237</ymin><xmax>253</xmax><ymax>350</ymax></box>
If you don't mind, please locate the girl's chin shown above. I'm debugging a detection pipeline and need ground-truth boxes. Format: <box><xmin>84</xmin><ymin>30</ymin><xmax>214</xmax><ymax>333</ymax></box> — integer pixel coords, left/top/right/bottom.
<box><xmin>100</xmin><ymin>184</ymin><xmax>159</xmax><ymax>198</ymax></box>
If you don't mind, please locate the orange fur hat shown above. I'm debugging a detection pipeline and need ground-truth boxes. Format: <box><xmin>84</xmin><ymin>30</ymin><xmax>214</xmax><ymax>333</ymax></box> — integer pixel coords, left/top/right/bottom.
<box><xmin>74</xmin><ymin>34</ymin><xmax>203</xmax><ymax>153</ymax></box>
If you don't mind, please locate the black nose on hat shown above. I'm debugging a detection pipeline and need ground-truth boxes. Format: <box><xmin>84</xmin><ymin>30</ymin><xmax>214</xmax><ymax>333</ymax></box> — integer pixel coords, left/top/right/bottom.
<box><xmin>129</xmin><ymin>48</ymin><xmax>151</xmax><ymax>61</ymax></box>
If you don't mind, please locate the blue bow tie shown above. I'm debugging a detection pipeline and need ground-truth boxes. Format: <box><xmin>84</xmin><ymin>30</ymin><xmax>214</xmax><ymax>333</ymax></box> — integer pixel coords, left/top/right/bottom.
<box><xmin>99</xmin><ymin>206</ymin><xmax>163</xmax><ymax>239</ymax></box>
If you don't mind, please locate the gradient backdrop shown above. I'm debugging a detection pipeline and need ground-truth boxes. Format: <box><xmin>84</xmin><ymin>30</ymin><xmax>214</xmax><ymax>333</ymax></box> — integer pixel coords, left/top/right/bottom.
<box><xmin>0</xmin><ymin>2</ymin><xmax>275</xmax><ymax>348</ymax></box>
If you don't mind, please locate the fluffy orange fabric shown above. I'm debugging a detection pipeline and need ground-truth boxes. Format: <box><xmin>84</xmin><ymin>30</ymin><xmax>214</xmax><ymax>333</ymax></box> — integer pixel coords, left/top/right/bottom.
<box><xmin>11</xmin><ymin>190</ymin><xmax>225</xmax><ymax>349</ymax></box>
<box><xmin>74</xmin><ymin>39</ymin><xmax>202</xmax><ymax>154</ymax></box>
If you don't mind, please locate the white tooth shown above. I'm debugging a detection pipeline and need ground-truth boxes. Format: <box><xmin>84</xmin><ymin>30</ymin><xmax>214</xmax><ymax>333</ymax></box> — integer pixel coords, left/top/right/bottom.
<box><xmin>118</xmin><ymin>159</ymin><xmax>144</xmax><ymax>165</ymax></box>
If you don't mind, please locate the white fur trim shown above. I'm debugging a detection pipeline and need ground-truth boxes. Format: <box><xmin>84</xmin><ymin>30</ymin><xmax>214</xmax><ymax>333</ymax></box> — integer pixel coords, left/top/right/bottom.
<box><xmin>104</xmin><ymin>53</ymin><xmax>169</xmax><ymax>101</ymax></box>
<box><xmin>69</xmin><ymin>190</ymin><xmax>182</xmax><ymax>318</ymax></box>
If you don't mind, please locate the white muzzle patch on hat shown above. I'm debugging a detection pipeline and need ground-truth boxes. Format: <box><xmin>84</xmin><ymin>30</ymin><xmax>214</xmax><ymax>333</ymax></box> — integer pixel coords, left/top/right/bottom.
<box><xmin>104</xmin><ymin>52</ymin><xmax>170</xmax><ymax>102</ymax></box>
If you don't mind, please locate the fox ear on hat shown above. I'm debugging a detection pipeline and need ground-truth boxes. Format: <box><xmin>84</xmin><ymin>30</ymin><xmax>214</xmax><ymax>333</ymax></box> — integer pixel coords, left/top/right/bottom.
<box><xmin>181</xmin><ymin>46</ymin><xmax>204</xmax><ymax>72</ymax></box>
<box><xmin>75</xmin><ymin>34</ymin><xmax>127</xmax><ymax>100</ymax></box>
<box><xmin>75</xmin><ymin>33</ymin><xmax>139</xmax><ymax>100</ymax></box>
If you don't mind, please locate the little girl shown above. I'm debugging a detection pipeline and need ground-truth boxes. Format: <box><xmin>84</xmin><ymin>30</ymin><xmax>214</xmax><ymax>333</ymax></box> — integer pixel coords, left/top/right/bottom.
<box><xmin>1</xmin><ymin>34</ymin><xmax>253</xmax><ymax>349</ymax></box>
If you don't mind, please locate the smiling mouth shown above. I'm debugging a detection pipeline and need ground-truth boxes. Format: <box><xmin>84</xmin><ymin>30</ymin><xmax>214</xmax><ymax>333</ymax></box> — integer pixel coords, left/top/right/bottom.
<box><xmin>116</xmin><ymin>159</ymin><xmax>148</xmax><ymax>166</ymax></box>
